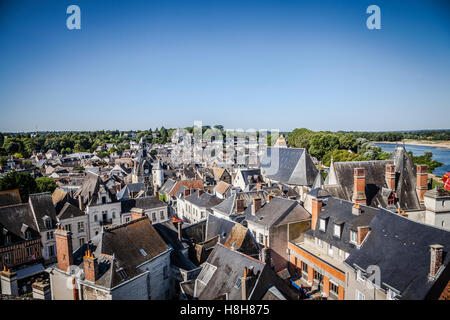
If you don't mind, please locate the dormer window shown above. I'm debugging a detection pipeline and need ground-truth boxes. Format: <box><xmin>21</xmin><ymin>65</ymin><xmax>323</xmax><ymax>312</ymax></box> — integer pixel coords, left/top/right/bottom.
<box><xmin>43</xmin><ymin>216</ymin><xmax>52</xmax><ymax>229</ymax></box>
<box><xmin>333</xmin><ymin>224</ymin><xmax>342</xmax><ymax>238</ymax></box>
<box><xmin>5</xmin><ymin>234</ymin><xmax>12</xmax><ymax>244</ymax></box>
<box><xmin>350</xmin><ymin>230</ymin><xmax>358</xmax><ymax>244</ymax></box>
<box><xmin>25</xmin><ymin>230</ymin><xmax>32</xmax><ymax>240</ymax></box>
<box><xmin>319</xmin><ymin>219</ymin><xmax>326</xmax><ymax>231</ymax></box>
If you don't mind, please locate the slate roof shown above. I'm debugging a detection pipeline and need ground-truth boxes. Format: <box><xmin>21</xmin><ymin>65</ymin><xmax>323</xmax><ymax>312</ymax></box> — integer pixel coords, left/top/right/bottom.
<box><xmin>120</xmin><ymin>196</ymin><xmax>167</xmax><ymax>213</ymax></box>
<box><xmin>260</xmin><ymin>147</ymin><xmax>318</xmax><ymax>186</ymax></box>
<box><xmin>116</xmin><ymin>183</ymin><xmax>146</xmax><ymax>200</ymax></box>
<box><xmin>73</xmin><ymin>172</ymin><xmax>117</xmax><ymax>206</ymax></box>
<box><xmin>73</xmin><ymin>217</ymin><xmax>170</xmax><ymax>289</ymax></box>
<box><xmin>159</xmin><ymin>178</ymin><xmax>177</xmax><ymax>195</ymax></box>
<box><xmin>245</xmin><ymin>197</ymin><xmax>310</xmax><ymax>228</ymax></box>
<box><xmin>424</xmin><ymin>186</ymin><xmax>450</xmax><ymax>199</ymax></box>
<box><xmin>184</xmin><ymin>190</ymin><xmax>223</xmax><ymax>209</ymax></box>
<box><xmin>239</xmin><ymin>169</ymin><xmax>262</xmax><ymax>185</ymax></box>
<box><xmin>325</xmin><ymin>146</ymin><xmax>421</xmax><ymax>211</ymax></box>
<box><xmin>214</xmin><ymin>181</ymin><xmax>231</xmax><ymax>195</ymax></box>
<box><xmin>306</xmin><ymin>197</ymin><xmax>379</xmax><ymax>252</ymax></box>
<box><xmin>0</xmin><ymin>189</ymin><xmax>21</xmax><ymax>207</ymax></box>
<box><xmin>0</xmin><ymin>204</ymin><xmax>41</xmax><ymax>245</ymax></box>
<box><xmin>345</xmin><ymin>208</ymin><xmax>450</xmax><ymax>300</ymax></box>
<box><xmin>29</xmin><ymin>193</ymin><xmax>58</xmax><ymax>232</ymax></box>
<box><xmin>57</xmin><ymin>202</ymin><xmax>84</xmax><ymax>220</ymax></box>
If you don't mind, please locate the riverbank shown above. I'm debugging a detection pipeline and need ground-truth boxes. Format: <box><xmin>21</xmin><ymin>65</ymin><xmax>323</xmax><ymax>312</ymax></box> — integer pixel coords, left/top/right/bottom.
<box><xmin>373</xmin><ymin>140</ymin><xmax>450</xmax><ymax>150</ymax></box>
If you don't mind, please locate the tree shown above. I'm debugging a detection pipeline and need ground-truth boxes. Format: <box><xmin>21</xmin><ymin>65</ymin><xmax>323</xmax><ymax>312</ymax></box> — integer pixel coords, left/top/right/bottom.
<box><xmin>36</xmin><ymin>177</ymin><xmax>57</xmax><ymax>193</ymax></box>
<box><xmin>308</xmin><ymin>134</ymin><xmax>340</xmax><ymax>160</ymax></box>
<box><xmin>3</xmin><ymin>138</ymin><xmax>24</xmax><ymax>155</ymax></box>
<box><xmin>0</xmin><ymin>171</ymin><xmax>38</xmax><ymax>202</ymax></box>
<box><xmin>0</xmin><ymin>132</ymin><xmax>4</xmax><ymax>147</ymax></box>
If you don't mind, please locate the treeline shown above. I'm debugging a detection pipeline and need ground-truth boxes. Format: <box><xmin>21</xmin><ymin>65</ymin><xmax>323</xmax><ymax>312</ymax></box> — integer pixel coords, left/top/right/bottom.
<box><xmin>287</xmin><ymin>128</ymin><xmax>390</xmax><ymax>166</ymax></box>
<box><xmin>0</xmin><ymin>128</ymin><xmax>174</xmax><ymax>159</ymax></box>
<box><xmin>343</xmin><ymin>130</ymin><xmax>450</xmax><ymax>142</ymax></box>
<box><xmin>0</xmin><ymin>171</ymin><xmax>57</xmax><ymax>202</ymax></box>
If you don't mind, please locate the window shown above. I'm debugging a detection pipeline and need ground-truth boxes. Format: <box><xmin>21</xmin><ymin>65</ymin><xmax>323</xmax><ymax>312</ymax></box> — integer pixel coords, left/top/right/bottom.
<box><xmin>4</xmin><ymin>252</ymin><xmax>11</xmax><ymax>264</ymax></box>
<box><xmin>160</xmin><ymin>211</ymin><xmax>164</xmax><ymax>219</ymax></box>
<box><xmin>338</xmin><ymin>248</ymin><xmax>344</xmax><ymax>257</ymax></box>
<box><xmin>319</xmin><ymin>219</ymin><xmax>326</xmax><ymax>231</ymax></box>
<box><xmin>328</xmin><ymin>243</ymin><xmax>334</xmax><ymax>256</ymax></box>
<box><xmin>5</xmin><ymin>234</ymin><xmax>12</xmax><ymax>244</ymax></box>
<box><xmin>112</xmin><ymin>212</ymin><xmax>116</xmax><ymax>219</ymax></box>
<box><xmin>102</xmin><ymin>196</ymin><xmax>106</xmax><ymax>204</ymax></box>
<box><xmin>45</xmin><ymin>219</ymin><xmax>52</xmax><ymax>229</ymax></box>
<box><xmin>314</xmin><ymin>270</ymin><xmax>323</xmax><ymax>282</ymax></box>
<box><xmin>25</xmin><ymin>230</ymin><xmax>32</xmax><ymax>240</ymax></box>
<box><xmin>259</xmin><ymin>233</ymin><xmax>264</xmax><ymax>244</ymax></box>
<box><xmin>301</xmin><ymin>262</ymin><xmax>308</xmax><ymax>274</ymax></box>
<box><xmin>79</xmin><ymin>238</ymin><xmax>85</xmax><ymax>246</ymax></box>
<box><xmin>317</xmin><ymin>238</ymin><xmax>323</xmax><ymax>248</ymax></box>
<box><xmin>65</xmin><ymin>224</ymin><xmax>71</xmax><ymax>232</ymax></box>
<box><xmin>330</xmin><ymin>281</ymin><xmax>339</xmax><ymax>295</ymax></box>
<box><xmin>47</xmin><ymin>245</ymin><xmax>56</xmax><ymax>257</ymax></box>
<box><xmin>163</xmin><ymin>266</ymin><xmax>168</xmax><ymax>279</ymax></box>
<box><xmin>350</xmin><ymin>230</ymin><xmax>358</xmax><ymax>244</ymax></box>
<box><xmin>125</xmin><ymin>217</ymin><xmax>131</xmax><ymax>223</ymax></box>
<box><xmin>94</xmin><ymin>215</ymin><xmax>98</xmax><ymax>222</ymax></box>
<box><xmin>26</xmin><ymin>246</ymin><xmax>33</xmax><ymax>257</ymax></box>
<box><xmin>356</xmin><ymin>290</ymin><xmax>365</xmax><ymax>300</ymax></box>
<box><xmin>152</xmin><ymin>212</ymin><xmax>156</xmax><ymax>222</ymax></box>
<box><xmin>201</xmin><ymin>211</ymin><xmax>205</xmax><ymax>219</ymax></box>
<box><xmin>46</xmin><ymin>231</ymin><xmax>54</xmax><ymax>240</ymax></box>
<box><xmin>78</xmin><ymin>222</ymin><xmax>85</xmax><ymax>233</ymax></box>
<box><xmin>333</xmin><ymin>224</ymin><xmax>341</xmax><ymax>238</ymax></box>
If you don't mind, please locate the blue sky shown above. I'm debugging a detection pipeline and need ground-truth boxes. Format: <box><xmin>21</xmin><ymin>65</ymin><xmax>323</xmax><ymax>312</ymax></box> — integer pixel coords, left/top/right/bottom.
<box><xmin>0</xmin><ymin>0</ymin><xmax>449</xmax><ymax>132</ymax></box>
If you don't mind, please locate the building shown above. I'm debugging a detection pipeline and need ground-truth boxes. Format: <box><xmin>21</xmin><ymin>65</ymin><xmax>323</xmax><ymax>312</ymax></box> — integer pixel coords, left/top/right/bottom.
<box><xmin>121</xmin><ymin>196</ymin><xmax>169</xmax><ymax>224</ymax></box>
<box><xmin>177</xmin><ymin>189</ymin><xmax>223</xmax><ymax>224</ymax></box>
<box><xmin>48</xmin><ymin>217</ymin><xmax>172</xmax><ymax>300</ymax></box>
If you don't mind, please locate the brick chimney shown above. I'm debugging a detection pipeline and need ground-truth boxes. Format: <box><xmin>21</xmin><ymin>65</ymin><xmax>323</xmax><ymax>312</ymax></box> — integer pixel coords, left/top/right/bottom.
<box><xmin>130</xmin><ymin>208</ymin><xmax>145</xmax><ymax>221</ymax></box>
<box><xmin>385</xmin><ymin>164</ymin><xmax>396</xmax><ymax>191</ymax></box>
<box><xmin>429</xmin><ymin>244</ymin><xmax>444</xmax><ymax>278</ymax></box>
<box><xmin>235</xmin><ymin>198</ymin><xmax>245</xmax><ymax>213</ymax></box>
<box><xmin>252</xmin><ymin>198</ymin><xmax>262</xmax><ymax>215</ymax></box>
<box><xmin>266</xmin><ymin>194</ymin><xmax>273</xmax><ymax>203</ymax></box>
<box><xmin>311</xmin><ymin>198</ymin><xmax>322</xmax><ymax>230</ymax></box>
<box><xmin>72</xmin><ymin>277</ymin><xmax>79</xmax><ymax>300</ymax></box>
<box><xmin>416</xmin><ymin>165</ymin><xmax>428</xmax><ymax>204</ymax></box>
<box><xmin>352</xmin><ymin>168</ymin><xmax>367</xmax><ymax>205</ymax></box>
<box><xmin>55</xmin><ymin>226</ymin><xmax>74</xmax><ymax>272</ymax></box>
<box><xmin>257</xmin><ymin>181</ymin><xmax>262</xmax><ymax>191</ymax></box>
<box><xmin>241</xmin><ymin>267</ymin><xmax>248</xmax><ymax>300</ymax></box>
<box><xmin>184</xmin><ymin>188</ymin><xmax>190</xmax><ymax>197</ymax></box>
<box><xmin>83</xmin><ymin>249</ymin><xmax>99</xmax><ymax>283</ymax></box>
<box><xmin>261</xmin><ymin>237</ymin><xmax>272</xmax><ymax>267</ymax></box>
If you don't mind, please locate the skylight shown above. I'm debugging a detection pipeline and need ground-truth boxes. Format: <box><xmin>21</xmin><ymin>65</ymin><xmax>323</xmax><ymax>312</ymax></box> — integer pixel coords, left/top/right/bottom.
<box><xmin>139</xmin><ymin>249</ymin><xmax>147</xmax><ymax>257</ymax></box>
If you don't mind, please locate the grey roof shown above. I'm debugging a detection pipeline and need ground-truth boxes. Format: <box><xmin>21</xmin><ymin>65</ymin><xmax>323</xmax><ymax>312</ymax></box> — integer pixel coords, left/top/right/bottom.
<box><xmin>307</xmin><ymin>197</ymin><xmax>379</xmax><ymax>252</ymax></box>
<box><xmin>212</xmin><ymin>193</ymin><xmax>237</xmax><ymax>216</ymax></box>
<box><xmin>120</xmin><ymin>196</ymin><xmax>167</xmax><ymax>213</ymax></box>
<box><xmin>245</xmin><ymin>197</ymin><xmax>310</xmax><ymax>227</ymax></box>
<box><xmin>73</xmin><ymin>217</ymin><xmax>170</xmax><ymax>289</ymax></box>
<box><xmin>345</xmin><ymin>208</ymin><xmax>450</xmax><ymax>300</ymax></box>
<box><xmin>57</xmin><ymin>202</ymin><xmax>84</xmax><ymax>220</ymax></box>
<box><xmin>0</xmin><ymin>204</ymin><xmax>41</xmax><ymax>245</ymax></box>
<box><xmin>184</xmin><ymin>190</ymin><xmax>223</xmax><ymax>209</ymax></box>
<box><xmin>29</xmin><ymin>193</ymin><xmax>58</xmax><ymax>232</ymax></box>
<box><xmin>325</xmin><ymin>145</ymin><xmax>421</xmax><ymax>211</ymax></box>
<box><xmin>239</xmin><ymin>169</ymin><xmax>262</xmax><ymax>185</ymax></box>
<box><xmin>260</xmin><ymin>147</ymin><xmax>318</xmax><ymax>186</ymax></box>
<box><xmin>424</xmin><ymin>187</ymin><xmax>450</xmax><ymax>199</ymax></box>
<box><xmin>73</xmin><ymin>172</ymin><xmax>117</xmax><ymax>206</ymax></box>
<box><xmin>117</xmin><ymin>183</ymin><xmax>146</xmax><ymax>200</ymax></box>
<box><xmin>0</xmin><ymin>191</ymin><xmax>21</xmax><ymax>207</ymax></box>
<box><xmin>205</xmin><ymin>214</ymin><xmax>236</xmax><ymax>242</ymax></box>
<box><xmin>159</xmin><ymin>178</ymin><xmax>177</xmax><ymax>194</ymax></box>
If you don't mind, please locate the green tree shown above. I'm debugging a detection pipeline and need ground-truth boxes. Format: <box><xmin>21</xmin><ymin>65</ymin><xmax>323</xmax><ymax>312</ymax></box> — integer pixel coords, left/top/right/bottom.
<box><xmin>35</xmin><ymin>177</ymin><xmax>57</xmax><ymax>193</ymax></box>
<box><xmin>0</xmin><ymin>171</ymin><xmax>38</xmax><ymax>202</ymax></box>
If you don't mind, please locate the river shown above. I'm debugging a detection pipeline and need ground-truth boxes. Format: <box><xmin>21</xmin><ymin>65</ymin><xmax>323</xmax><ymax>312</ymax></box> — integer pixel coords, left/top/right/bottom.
<box><xmin>376</xmin><ymin>143</ymin><xmax>450</xmax><ymax>177</ymax></box>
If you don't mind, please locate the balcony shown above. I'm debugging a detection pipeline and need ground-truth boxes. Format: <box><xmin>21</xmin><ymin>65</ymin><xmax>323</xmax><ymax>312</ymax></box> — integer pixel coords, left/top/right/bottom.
<box><xmin>99</xmin><ymin>219</ymin><xmax>113</xmax><ymax>226</ymax></box>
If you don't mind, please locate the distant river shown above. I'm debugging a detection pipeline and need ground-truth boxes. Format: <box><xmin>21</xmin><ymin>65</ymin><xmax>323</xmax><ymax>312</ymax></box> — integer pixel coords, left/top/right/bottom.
<box><xmin>376</xmin><ymin>143</ymin><xmax>450</xmax><ymax>177</ymax></box>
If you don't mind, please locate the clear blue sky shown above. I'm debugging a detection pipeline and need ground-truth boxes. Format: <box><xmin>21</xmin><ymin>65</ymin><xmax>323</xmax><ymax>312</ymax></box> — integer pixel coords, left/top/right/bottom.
<box><xmin>0</xmin><ymin>0</ymin><xmax>449</xmax><ymax>132</ymax></box>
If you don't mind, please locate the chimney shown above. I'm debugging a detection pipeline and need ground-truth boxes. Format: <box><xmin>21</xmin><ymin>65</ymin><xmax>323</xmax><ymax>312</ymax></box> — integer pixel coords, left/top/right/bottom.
<box><xmin>235</xmin><ymin>197</ymin><xmax>245</xmax><ymax>213</ymax></box>
<box><xmin>261</xmin><ymin>237</ymin><xmax>272</xmax><ymax>267</ymax></box>
<box><xmin>0</xmin><ymin>267</ymin><xmax>18</xmax><ymax>296</ymax></box>
<box><xmin>72</xmin><ymin>277</ymin><xmax>79</xmax><ymax>300</ymax></box>
<box><xmin>352</xmin><ymin>168</ymin><xmax>367</xmax><ymax>205</ymax></box>
<box><xmin>241</xmin><ymin>267</ymin><xmax>248</xmax><ymax>300</ymax></box>
<box><xmin>352</xmin><ymin>203</ymin><xmax>361</xmax><ymax>216</ymax></box>
<box><xmin>78</xmin><ymin>195</ymin><xmax>84</xmax><ymax>211</ymax></box>
<box><xmin>385</xmin><ymin>164</ymin><xmax>396</xmax><ymax>191</ymax></box>
<box><xmin>198</xmin><ymin>189</ymin><xmax>204</xmax><ymax>197</ymax></box>
<box><xmin>184</xmin><ymin>188</ymin><xmax>190</xmax><ymax>197</ymax></box>
<box><xmin>257</xmin><ymin>181</ymin><xmax>262</xmax><ymax>191</ymax></box>
<box><xmin>178</xmin><ymin>221</ymin><xmax>183</xmax><ymax>241</ymax></box>
<box><xmin>130</xmin><ymin>209</ymin><xmax>145</xmax><ymax>221</ymax></box>
<box><xmin>429</xmin><ymin>244</ymin><xmax>444</xmax><ymax>278</ymax></box>
<box><xmin>252</xmin><ymin>198</ymin><xmax>262</xmax><ymax>215</ymax></box>
<box><xmin>83</xmin><ymin>249</ymin><xmax>99</xmax><ymax>283</ymax></box>
<box><xmin>266</xmin><ymin>194</ymin><xmax>273</xmax><ymax>202</ymax></box>
<box><xmin>311</xmin><ymin>198</ymin><xmax>322</xmax><ymax>230</ymax></box>
<box><xmin>55</xmin><ymin>226</ymin><xmax>74</xmax><ymax>272</ymax></box>
<box><xmin>416</xmin><ymin>165</ymin><xmax>428</xmax><ymax>204</ymax></box>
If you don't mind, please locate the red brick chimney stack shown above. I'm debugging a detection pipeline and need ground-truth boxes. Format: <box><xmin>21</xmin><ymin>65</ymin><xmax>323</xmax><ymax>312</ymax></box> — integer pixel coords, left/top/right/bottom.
<box><xmin>416</xmin><ymin>165</ymin><xmax>428</xmax><ymax>204</ymax></box>
<box><xmin>235</xmin><ymin>197</ymin><xmax>245</xmax><ymax>213</ymax></box>
<box><xmin>83</xmin><ymin>249</ymin><xmax>99</xmax><ymax>283</ymax></box>
<box><xmin>252</xmin><ymin>198</ymin><xmax>262</xmax><ymax>215</ymax></box>
<box><xmin>55</xmin><ymin>226</ymin><xmax>74</xmax><ymax>272</ymax></box>
<box><xmin>385</xmin><ymin>164</ymin><xmax>396</xmax><ymax>191</ymax></box>
<box><xmin>311</xmin><ymin>198</ymin><xmax>322</xmax><ymax>230</ymax></box>
<box><xmin>352</xmin><ymin>168</ymin><xmax>367</xmax><ymax>205</ymax></box>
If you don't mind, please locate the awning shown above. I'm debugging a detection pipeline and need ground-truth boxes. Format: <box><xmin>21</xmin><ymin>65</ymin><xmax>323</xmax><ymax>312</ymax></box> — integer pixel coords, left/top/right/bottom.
<box><xmin>16</xmin><ymin>263</ymin><xmax>45</xmax><ymax>280</ymax></box>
